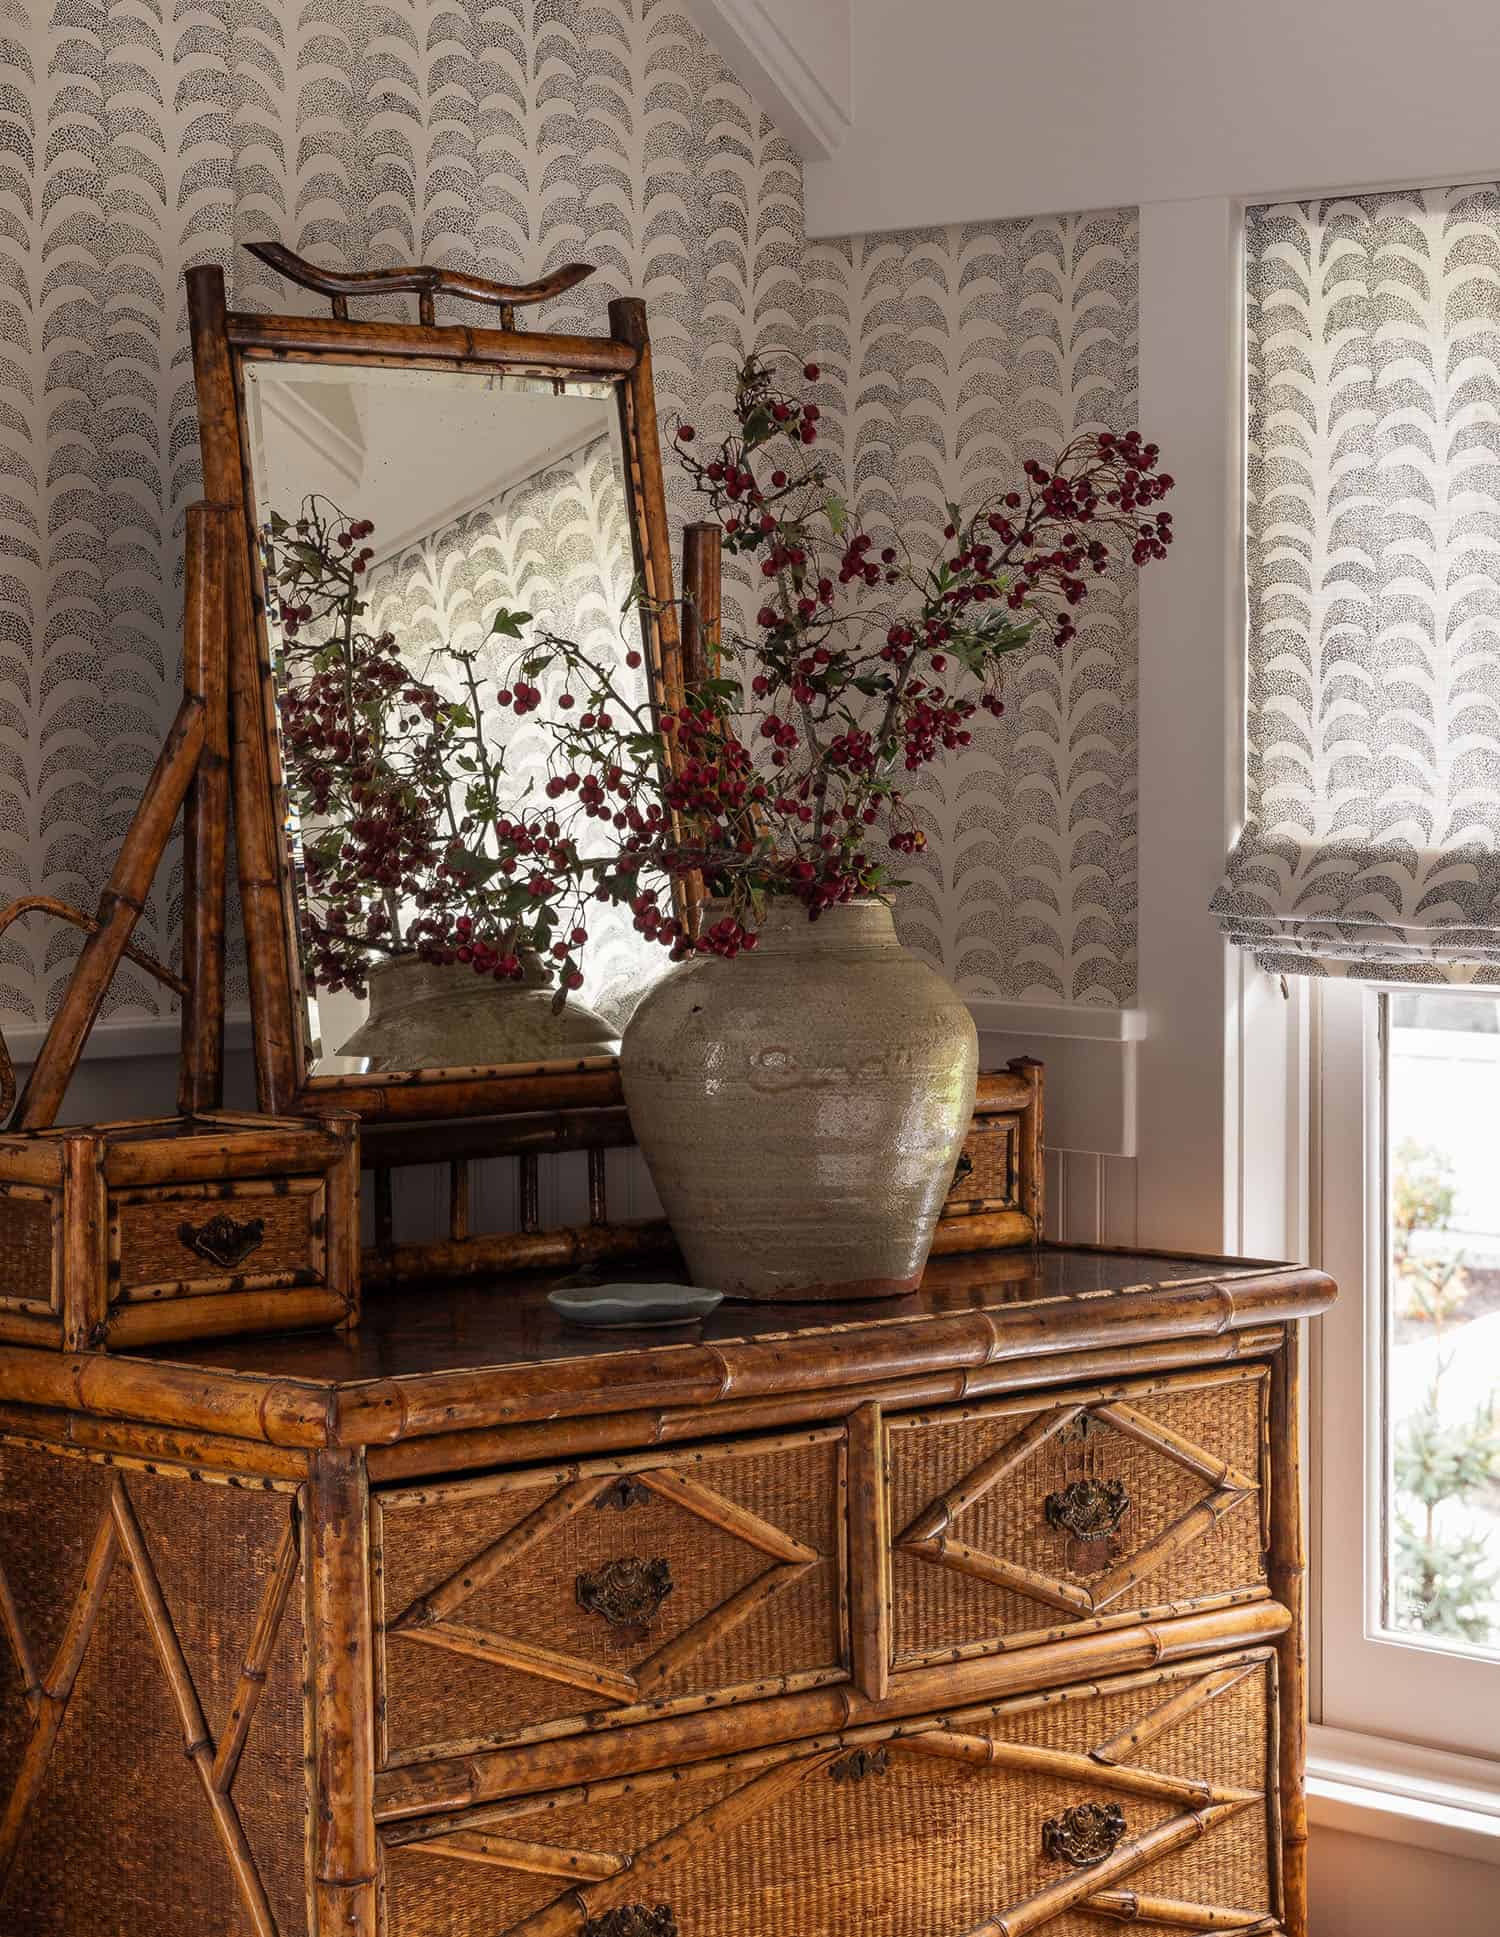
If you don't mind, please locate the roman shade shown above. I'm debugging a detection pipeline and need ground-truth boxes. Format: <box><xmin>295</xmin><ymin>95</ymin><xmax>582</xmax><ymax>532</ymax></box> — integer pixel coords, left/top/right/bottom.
<box><xmin>1212</xmin><ymin>185</ymin><xmax>1500</xmax><ymax>979</ymax></box>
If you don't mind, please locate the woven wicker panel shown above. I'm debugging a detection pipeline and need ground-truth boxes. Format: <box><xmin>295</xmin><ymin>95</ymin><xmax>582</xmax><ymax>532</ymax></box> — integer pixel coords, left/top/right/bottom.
<box><xmin>0</xmin><ymin>1444</ymin><xmax>306</xmax><ymax>1937</ymax></box>
<box><xmin>377</xmin><ymin>1439</ymin><xmax>844</xmax><ymax>1764</ymax></box>
<box><xmin>378</xmin><ymin>1654</ymin><xmax>1276</xmax><ymax>1937</ymax></box>
<box><xmin>114</xmin><ymin>1182</ymin><xmax>321</xmax><ymax>1295</ymax></box>
<box><xmin>943</xmin><ymin>1116</ymin><xmax>1017</xmax><ymax>1216</ymax></box>
<box><xmin>889</xmin><ymin>1372</ymin><xmax>1267</xmax><ymax>1662</ymax></box>
<box><xmin>0</xmin><ymin>1188</ymin><xmax>56</xmax><ymax>1311</ymax></box>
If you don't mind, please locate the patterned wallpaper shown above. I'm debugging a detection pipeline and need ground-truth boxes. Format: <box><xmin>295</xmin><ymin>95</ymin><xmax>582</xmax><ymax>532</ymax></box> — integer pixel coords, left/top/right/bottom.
<box><xmin>0</xmin><ymin>0</ymin><xmax>1140</xmax><ymax>1022</ymax></box>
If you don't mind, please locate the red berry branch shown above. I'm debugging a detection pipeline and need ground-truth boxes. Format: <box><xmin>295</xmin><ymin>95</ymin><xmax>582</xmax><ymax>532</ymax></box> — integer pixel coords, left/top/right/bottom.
<box><xmin>267</xmin><ymin>356</ymin><xmax>1174</xmax><ymax>1005</ymax></box>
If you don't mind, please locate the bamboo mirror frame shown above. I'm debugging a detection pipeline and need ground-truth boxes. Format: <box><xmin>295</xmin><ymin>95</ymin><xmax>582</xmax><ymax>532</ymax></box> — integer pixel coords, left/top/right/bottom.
<box><xmin>188</xmin><ymin>245</ymin><xmax>689</xmax><ymax>1124</ymax></box>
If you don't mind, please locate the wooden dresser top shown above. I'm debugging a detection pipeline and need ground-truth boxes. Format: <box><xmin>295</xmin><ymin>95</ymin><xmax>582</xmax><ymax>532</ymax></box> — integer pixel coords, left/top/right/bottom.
<box><xmin>0</xmin><ymin>1245</ymin><xmax>1334</xmax><ymax>1456</ymax></box>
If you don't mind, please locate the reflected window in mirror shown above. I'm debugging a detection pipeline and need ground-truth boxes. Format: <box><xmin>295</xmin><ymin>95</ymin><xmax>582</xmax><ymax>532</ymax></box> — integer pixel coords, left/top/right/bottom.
<box><xmin>241</xmin><ymin>361</ymin><xmax>670</xmax><ymax>1076</ymax></box>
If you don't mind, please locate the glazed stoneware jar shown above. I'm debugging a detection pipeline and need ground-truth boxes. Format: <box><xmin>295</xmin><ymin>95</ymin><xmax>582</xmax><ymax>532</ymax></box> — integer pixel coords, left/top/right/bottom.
<box><xmin>620</xmin><ymin>898</ymin><xmax>978</xmax><ymax>1300</ymax></box>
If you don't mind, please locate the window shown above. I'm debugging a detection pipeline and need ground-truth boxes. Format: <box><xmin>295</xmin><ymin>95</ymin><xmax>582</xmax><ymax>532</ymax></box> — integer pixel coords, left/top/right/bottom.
<box><xmin>1317</xmin><ymin>981</ymin><xmax>1499</xmax><ymax>1756</ymax></box>
<box><xmin>1212</xmin><ymin>186</ymin><xmax>1500</xmax><ymax>1758</ymax></box>
<box><xmin>1382</xmin><ymin>992</ymin><xmax>1500</xmax><ymax>1657</ymax></box>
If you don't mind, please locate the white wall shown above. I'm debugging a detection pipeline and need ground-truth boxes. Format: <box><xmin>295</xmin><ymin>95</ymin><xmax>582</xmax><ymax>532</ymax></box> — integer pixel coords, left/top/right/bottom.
<box><xmin>806</xmin><ymin>0</ymin><xmax>1500</xmax><ymax>239</ymax></box>
<box><xmin>1311</xmin><ymin>1829</ymin><xmax>1498</xmax><ymax>1936</ymax></box>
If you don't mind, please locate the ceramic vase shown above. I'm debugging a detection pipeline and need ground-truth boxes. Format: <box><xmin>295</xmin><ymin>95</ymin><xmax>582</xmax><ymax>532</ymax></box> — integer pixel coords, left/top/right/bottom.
<box><xmin>337</xmin><ymin>952</ymin><xmax>617</xmax><ymax>1071</ymax></box>
<box><xmin>620</xmin><ymin>898</ymin><xmax>978</xmax><ymax>1301</ymax></box>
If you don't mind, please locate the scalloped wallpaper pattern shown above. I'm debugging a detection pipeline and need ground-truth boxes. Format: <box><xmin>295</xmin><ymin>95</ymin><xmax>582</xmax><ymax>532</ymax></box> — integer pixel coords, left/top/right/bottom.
<box><xmin>0</xmin><ymin>0</ymin><xmax>1139</xmax><ymax>1022</ymax></box>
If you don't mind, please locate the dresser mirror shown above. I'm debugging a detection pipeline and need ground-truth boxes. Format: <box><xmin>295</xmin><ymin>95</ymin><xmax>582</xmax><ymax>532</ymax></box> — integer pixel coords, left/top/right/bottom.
<box><xmin>242</xmin><ymin>360</ymin><xmax>669</xmax><ymax>1075</ymax></box>
<box><xmin>189</xmin><ymin>245</ymin><xmax>687</xmax><ymax>1123</ymax></box>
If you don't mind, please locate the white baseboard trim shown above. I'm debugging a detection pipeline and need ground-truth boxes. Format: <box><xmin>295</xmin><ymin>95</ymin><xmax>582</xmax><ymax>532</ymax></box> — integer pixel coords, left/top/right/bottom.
<box><xmin>1</xmin><ymin>1012</ymin><xmax>254</xmax><ymax>1065</ymax></box>
<box><xmin>968</xmin><ymin>1000</ymin><xmax>1147</xmax><ymax>1042</ymax></box>
<box><xmin>1308</xmin><ymin>1724</ymin><xmax>1500</xmax><ymax>1867</ymax></box>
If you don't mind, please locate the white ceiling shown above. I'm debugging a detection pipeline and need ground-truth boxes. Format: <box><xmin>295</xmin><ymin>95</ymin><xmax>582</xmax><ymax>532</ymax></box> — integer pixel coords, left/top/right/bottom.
<box><xmin>245</xmin><ymin>364</ymin><xmax>615</xmax><ymax>564</ymax></box>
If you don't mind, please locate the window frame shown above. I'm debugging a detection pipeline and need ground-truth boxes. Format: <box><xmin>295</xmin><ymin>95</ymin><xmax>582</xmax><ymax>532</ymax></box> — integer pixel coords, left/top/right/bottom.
<box><xmin>1313</xmin><ymin>978</ymin><xmax>1500</xmax><ymax>1758</ymax></box>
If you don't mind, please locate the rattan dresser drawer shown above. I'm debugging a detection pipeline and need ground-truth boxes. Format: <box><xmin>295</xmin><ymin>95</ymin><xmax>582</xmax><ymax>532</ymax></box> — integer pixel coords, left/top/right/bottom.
<box><xmin>378</xmin><ymin>1647</ymin><xmax>1281</xmax><ymax>1937</ymax></box>
<box><xmin>887</xmin><ymin>1366</ymin><xmax>1270</xmax><ymax>1670</ymax></box>
<box><xmin>374</xmin><ymin>1429</ymin><xmax>848</xmax><ymax>1767</ymax></box>
<box><xmin>113</xmin><ymin>1177</ymin><xmax>327</xmax><ymax>1298</ymax></box>
<box><xmin>0</xmin><ymin>1110</ymin><xmax>357</xmax><ymax>1351</ymax></box>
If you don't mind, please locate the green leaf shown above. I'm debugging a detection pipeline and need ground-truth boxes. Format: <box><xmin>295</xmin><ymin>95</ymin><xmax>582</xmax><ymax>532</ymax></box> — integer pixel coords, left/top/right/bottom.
<box><xmin>823</xmin><ymin>494</ymin><xmax>847</xmax><ymax>537</ymax></box>
<box><xmin>489</xmin><ymin>608</ymin><xmax>533</xmax><ymax>639</ymax></box>
<box><xmin>446</xmin><ymin>848</ymin><xmax>505</xmax><ymax>885</ymax></box>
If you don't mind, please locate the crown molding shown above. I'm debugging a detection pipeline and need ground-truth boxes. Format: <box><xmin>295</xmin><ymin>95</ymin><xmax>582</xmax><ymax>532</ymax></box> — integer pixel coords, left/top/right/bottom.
<box><xmin>684</xmin><ymin>0</ymin><xmax>852</xmax><ymax>161</ymax></box>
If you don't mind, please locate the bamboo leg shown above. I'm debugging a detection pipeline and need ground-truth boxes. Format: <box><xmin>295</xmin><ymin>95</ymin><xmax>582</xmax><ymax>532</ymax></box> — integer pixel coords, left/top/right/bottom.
<box><xmin>1269</xmin><ymin>1327</ymin><xmax>1308</xmax><ymax>1937</ymax></box>
<box><xmin>180</xmin><ymin>501</ymin><xmax>233</xmax><ymax>1113</ymax></box>
<box><xmin>304</xmin><ymin>1451</ymin><xmax>378</xmax><ymax>1937</ymax></box>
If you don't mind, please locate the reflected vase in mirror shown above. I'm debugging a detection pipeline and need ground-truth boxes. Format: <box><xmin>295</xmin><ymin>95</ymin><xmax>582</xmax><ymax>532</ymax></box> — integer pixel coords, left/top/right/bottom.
<box><xmin>242</xmin><ymin>361</ymin><xmax>666</xmax><ymax>1074</ymax></box>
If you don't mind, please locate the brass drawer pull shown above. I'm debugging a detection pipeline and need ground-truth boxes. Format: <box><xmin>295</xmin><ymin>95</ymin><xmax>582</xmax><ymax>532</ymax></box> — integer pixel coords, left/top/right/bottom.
<box><xmin>576</xmin><ymin>1555</ymin><xmax>673</xmax><ymax>1627</ymax></box>
<box><xmin>1044</xmin><ymin>1476</ymin><xmax>1130</xmax><ymax>1541</ymax></box>
<box><xmin>594</xmin><ymin>1475</ymin><xmax>651</xmax><ymax>1511</ymax></box>
<box><xmin>581</xmin><ymin>1907</ymin><xmax>678</xmax><ymax>1937</ymax></box>
<box><xmin>1042</xmin><ymin>1801</ymin><xmax>1127</xmax><ymax>1866</ymax></box>
<box><xmin>177</xmin><ymin>1211</ymin><xmax>266</xmax><ymax>1270</ymax></box>
<box><xmin>830</xmin><ymin>1747</ymin><xmax>888</xmax><ymax>1784</ymax></box>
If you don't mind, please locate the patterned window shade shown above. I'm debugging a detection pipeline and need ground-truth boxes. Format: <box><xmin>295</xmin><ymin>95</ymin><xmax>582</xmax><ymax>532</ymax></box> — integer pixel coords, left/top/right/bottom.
<box><xmin>1212</xmin><ymin>186</ymin><xmax>1500</xmax><ymax>979</ymax></box>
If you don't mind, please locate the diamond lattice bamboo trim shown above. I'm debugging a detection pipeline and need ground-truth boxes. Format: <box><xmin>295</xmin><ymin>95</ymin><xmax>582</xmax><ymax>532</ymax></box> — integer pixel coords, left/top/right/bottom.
<box><xmin>0</xmin><ymin>1474</ymin><xmax>297</xmax><ymax>1934</ymax></box>
<box><xmin>896</xmin><ymin>1397</ymin><xmax>1262</xmax><ymax>1620</ymax></box>
<box><xmin>387</xmin><ymin>1467</ymin><xmax>828</xmax><ymax>1711</ymax></box>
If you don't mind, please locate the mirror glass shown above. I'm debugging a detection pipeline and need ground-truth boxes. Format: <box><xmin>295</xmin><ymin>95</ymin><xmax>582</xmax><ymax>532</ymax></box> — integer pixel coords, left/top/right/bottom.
<box><xmin>242</xmin><ymin>361</ymin><xmax>668</xmax><ymax>1076</ymax></box>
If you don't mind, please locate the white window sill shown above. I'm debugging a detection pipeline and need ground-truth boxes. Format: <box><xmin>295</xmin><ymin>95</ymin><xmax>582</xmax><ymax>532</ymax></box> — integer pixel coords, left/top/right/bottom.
<box><xmin>1308</xmin><ymin>1725</ymin><xmax>1500</xmax><ymax>1868</ymax></box>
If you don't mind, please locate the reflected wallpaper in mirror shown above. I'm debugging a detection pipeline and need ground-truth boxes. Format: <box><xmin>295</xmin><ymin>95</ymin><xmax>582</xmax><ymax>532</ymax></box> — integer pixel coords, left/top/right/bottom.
<box><xmin>242</xmin><ymin>362</ymin><xmax>668</xmax><ymax>1076</ymax></box>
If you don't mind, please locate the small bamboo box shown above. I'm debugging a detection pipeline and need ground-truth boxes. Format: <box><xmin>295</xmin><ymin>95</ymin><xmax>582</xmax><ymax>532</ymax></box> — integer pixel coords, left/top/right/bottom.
<box><xmin>0</xmin><ymin>1110</ymin><xmax>359</xmax><ymax>1352</ymax></box>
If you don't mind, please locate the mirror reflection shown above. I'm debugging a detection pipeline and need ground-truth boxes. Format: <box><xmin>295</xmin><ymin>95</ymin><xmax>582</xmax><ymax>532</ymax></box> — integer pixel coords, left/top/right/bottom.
<box><xmin>242</xmin><ymin>361</ymin><xmax>668</xmax><ymax>1075</ymax></box>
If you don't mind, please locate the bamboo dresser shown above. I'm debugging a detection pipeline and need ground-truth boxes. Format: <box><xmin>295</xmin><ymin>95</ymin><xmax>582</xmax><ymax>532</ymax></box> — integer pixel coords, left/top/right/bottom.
<box><xmin>0</xmin><ymin>1245</ymin><xmax>1333</xmax><ymax>1937</ymax></box>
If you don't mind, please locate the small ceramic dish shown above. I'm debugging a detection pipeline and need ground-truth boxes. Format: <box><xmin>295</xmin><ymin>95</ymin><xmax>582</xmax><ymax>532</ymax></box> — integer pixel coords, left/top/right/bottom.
<box><xmin>546</xmin><ymin>1281</ymin><xmax>724</xmax><ymax>1327</ymax></box>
